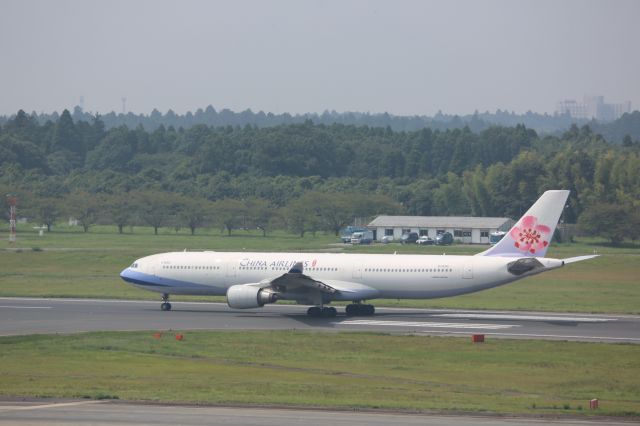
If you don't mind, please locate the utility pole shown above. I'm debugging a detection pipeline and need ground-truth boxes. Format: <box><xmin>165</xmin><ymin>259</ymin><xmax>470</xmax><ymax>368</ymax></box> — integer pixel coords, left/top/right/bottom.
<box><xmin>7</xmin><ymin>194</ymin><xmax>17</xmax><ymax>244</ymax></box>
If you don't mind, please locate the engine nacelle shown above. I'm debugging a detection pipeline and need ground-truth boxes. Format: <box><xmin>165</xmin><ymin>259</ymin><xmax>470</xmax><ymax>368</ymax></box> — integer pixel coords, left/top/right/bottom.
<box><xmin>226</xmin><ymin>284</ymin><xmax>278</xmax><ymax>309</ymax></box>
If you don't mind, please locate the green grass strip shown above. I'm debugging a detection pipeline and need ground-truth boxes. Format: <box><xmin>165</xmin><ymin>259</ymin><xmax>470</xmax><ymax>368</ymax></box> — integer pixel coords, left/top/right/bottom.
<box><xmin>0</xmin><ymin>331</ymin><xmax>638</xmax><ymax>416</ymax></box>
<box><xmin>1</xmin><ymin>229</ymin><xmax>640</xmax><ymax>313</ymax></box>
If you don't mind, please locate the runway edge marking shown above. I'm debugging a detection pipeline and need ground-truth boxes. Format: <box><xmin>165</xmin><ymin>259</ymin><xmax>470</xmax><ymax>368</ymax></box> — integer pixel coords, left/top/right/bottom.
<box><xmin>335</xmin><ymin>320</ymin><xmax>518</xmax><ymax>330</ymax></box>
<box><xmin>412</xmin><ymin>330</ymin><xmax>640</xmax><ymax>342</ymax></box>
<box><xmin>432</xmin><ymin>313</ymin><xmax>616</xmax><ymax>323</ymax></box>
<box><xmin>0</xmin><ymin>400</ymin><xmax>104</xmax><ymax>412</ymax></box>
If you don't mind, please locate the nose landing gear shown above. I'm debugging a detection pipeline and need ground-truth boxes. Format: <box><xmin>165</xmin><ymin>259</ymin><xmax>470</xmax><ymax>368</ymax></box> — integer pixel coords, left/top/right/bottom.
<box><xmin>160</xmin><ymin>293</ymin><xmax>172</xmax><ymax>311</ymax></box>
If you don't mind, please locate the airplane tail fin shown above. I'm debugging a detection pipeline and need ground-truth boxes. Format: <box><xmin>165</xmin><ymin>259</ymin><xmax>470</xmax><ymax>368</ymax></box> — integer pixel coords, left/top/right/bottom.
<box><xmin>478</xmin><ymin>190</ymin><xmax>570</xmax><ymax>258</ymax></box>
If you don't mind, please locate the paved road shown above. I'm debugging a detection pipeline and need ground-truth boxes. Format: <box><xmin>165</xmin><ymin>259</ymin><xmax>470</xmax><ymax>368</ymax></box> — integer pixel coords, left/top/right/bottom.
<box><xmin>1</xmin><ymin>297</ymin><xmax>639</xmax><ymax>343</ymax></box>
<box><xmin>0</xmin><ymin>400</ymin><xmax>634</xmax><ymax>426</ymax></box>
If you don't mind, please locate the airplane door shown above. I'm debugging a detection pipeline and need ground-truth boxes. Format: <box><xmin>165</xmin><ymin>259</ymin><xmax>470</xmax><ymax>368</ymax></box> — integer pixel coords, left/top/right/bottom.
<box><xmin>226</xmin><ymin>262</ymin><xmax>237</xmax><ymax>278</ymax></box>
<box><xmin>463</xmin><ymin>264</ymin><xmax>473</xmax><ymax>279</ymax></box>
<box><xmin>352</xmin><ymin>264</ymin><xmax>362</xmax><ymax>279</ymax></box>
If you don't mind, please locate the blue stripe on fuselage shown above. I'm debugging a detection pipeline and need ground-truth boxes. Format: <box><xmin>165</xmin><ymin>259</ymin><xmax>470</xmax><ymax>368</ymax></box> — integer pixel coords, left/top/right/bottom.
<box><xmin>120</xmin><ymin>269</ymin><xmax>170</xmax><ymax>287</ymax></box>
<box><xmin>119</xmin><ymin>268</ymin><xmax>224</xmax><ymax>295</ymax></box>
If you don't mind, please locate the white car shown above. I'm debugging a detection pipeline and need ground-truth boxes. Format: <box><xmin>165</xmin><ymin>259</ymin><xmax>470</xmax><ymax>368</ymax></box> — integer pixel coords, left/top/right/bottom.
<box><xmin>381</xmin><ymin>235</ymin><xmax>393</xmax><ymax>244</ymax></box>
<box><xmin>416</xmin><ymin>236</ymin><xmax>434</xmax><ymax>245</ymax></box>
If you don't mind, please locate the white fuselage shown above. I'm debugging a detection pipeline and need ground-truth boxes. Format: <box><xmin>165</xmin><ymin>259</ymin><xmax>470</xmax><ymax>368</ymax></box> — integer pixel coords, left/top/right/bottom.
<box><xmin>121</xmin><ymin>251</ymin><xmax>563</xmax><ymax>302</ymax></box>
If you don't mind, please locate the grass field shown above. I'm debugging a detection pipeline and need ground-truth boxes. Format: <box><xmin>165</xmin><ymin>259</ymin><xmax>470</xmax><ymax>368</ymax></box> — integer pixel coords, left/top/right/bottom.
<box><xmin>1</xmin><ymin>227</ymin><xmax>639</xmax><ymax>418</ymax></box>
<box><xmin>1</xmin><ymin>225</ymin><xmax>639</xmax><ymax>313</ymax></box>
<box><xmin>0</xmin><ymin>331</ymin><xmax>638</xmax><ymax>416</ymax></box>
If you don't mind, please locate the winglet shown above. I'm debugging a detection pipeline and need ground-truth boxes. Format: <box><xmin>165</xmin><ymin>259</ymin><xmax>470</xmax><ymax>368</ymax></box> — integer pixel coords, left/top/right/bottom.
<box><xmin>478</xmin><ymin>190</ymin><xmax>570</xmax><ymax>258</ymax></box>
<box><xmin>288</xmin><ymin>262</ymin><xmax>304</xmax><ymax>274</ymax></box>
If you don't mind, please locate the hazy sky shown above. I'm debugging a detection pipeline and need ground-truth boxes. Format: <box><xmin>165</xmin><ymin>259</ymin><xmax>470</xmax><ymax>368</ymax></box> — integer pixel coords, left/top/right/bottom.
<box><xmin>1</xmin><ymin>0</ymin><xmax>638</xmax><ymax>116</ymax></box>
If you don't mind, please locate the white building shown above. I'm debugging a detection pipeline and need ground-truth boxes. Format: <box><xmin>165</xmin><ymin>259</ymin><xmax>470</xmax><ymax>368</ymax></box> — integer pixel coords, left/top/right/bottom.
<box><xmin>556</xmin><ymin>95</ymin><xmax>631</xmax><ymax>121</ymax></box>
<box><xmin>367</xmin><ymin>216</ymin><xmax>513</xmax><ymax>244</ymax></box>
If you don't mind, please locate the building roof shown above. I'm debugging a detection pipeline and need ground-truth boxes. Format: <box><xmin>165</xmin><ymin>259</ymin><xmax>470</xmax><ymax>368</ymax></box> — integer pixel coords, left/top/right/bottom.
<box><xmin>368</xmin><ymin>215</ymin><xmax>512</xmax><ymax>229</ymax></box>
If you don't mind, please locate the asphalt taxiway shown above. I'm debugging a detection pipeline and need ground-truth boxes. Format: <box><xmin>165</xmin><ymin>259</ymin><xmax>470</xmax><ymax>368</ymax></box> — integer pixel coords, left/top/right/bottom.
<box><xmin>0</xmin><ymin>400</ymin><xmax>635</xmax><ymax>426</ymax></box>
<box><xmin>1</xmin><ymin>297</ymin><xmax>638</xmax><ymax>343</ymax></box>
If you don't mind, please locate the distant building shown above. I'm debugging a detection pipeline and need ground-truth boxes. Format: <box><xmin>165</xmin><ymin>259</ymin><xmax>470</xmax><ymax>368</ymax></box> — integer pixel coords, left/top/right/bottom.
<box><xmin>367</xmin><ymin>216</ymin><xmax>514</xmax><ymax>244</ymax></box>
<box><xmin>556</xmin><ymin>95</ymin><xmax>631</xmax><ymax>121</ymax></box>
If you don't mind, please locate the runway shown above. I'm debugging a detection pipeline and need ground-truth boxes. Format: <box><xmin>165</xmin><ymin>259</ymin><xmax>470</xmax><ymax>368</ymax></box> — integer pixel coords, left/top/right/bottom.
<box><xmin>1</xmin><ymin>297</ymin><xmax>639</xmax><ymax>343</ymax></box>
<box><xmin>0</xmin><ymin>400</ymin><xmax>633</xmax><ymax>426</ymax></box>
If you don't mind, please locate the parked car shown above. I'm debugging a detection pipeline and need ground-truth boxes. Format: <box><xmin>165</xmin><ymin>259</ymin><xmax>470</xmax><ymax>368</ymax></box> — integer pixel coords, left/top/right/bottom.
<box><xmin>400</xmin><ymin>232</ymin><xmax>419</xmax><ymax>244</ymax></box>
<box><xmin>351</xmin><ymin>230</ymin><xmax>374</xmax><ymax>245</ymax></box>
<box><xmin>381</xmin><ymin>235</ymin><xmax>393</xmax><ymax>244</ymax></box>
<box><xmin>339</xmin><ymin>226</ymin><xmax>367</xmax><ymax>243</ymax></box>
<box><xmin>489</xmin><ymin>231</ymin><xmax>506</xmax><ymax>245</ymax></box>
<box><xmin>435</xmin><ymin>232</ymin><xmax>453</xmax><ymax>245</ymax></box>
<box><xmin>416</xmin><ymin>236</ymin><xmax>434</xmax><ymax>245</ymax></box>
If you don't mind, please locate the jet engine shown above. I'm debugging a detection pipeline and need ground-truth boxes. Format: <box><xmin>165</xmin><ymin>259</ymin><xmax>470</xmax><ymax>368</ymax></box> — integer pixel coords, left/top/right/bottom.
<box><xmin>226</xmin><ymin>284</ymin><xmax>278</xmax><ymax>309</ymax></box>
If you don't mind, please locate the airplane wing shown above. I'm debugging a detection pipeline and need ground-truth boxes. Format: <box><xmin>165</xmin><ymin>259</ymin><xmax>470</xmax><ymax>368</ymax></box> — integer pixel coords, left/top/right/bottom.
<box><xmin>257</xmin><ymin>261</ymin><xmax>379</xmax><ymax>301</ymax></box>
<box><xmin>268</xmin><ymin>262</ymin><xmax>340</xmax><ymax>295</ymax></box>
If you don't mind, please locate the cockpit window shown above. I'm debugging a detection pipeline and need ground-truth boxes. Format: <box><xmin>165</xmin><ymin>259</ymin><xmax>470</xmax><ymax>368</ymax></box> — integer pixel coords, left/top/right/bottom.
<box><xmin>131</xmin><ymin>263</ymin><xmax>139</xmax><ymax>268</ymax></box>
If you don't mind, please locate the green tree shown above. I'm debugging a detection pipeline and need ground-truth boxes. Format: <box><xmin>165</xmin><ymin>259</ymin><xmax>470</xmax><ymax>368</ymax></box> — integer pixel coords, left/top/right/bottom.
<box><xmin>244</xmin><ymin>198</ymin><xmax>275</xmax><ymax>237</ymax></box>
<box><xmin>578</xmin><ymin>203</ymin><xmax>639</xmax><ymax>244</ymax></box>
<box><xmin>134</xmin><ymin>190</ymin><xmax>174</xmax><ymax>235</ymax></box>
<box><xmin>431</xmin><ymin>173</ymin><xmax>470</xmax><ymax>215</ymax></box>
<box><xmin>178</xmin><ymin>196</ymin><xmax>210</xmax><ymax>235</ymax></box>
<box><xmin>51</xmin><ymin>110</ymin><xmax>84</xmax><ymax>158</ymax></box>
<box><xmin>0</xmin><ymin>135</ymin><xmax>48</xmax><ymax>171</ymax></box>
<box><xmin>301</xmin><ymin>192</ymin><xmax>352</xmax><ymax>236</ymax></box>
<box><xmin>462</xmin><ymin>167</ymin><xmax>492</xmax><ymax>216</ymax></box>
<box><xmin>85</xmin><ymin>129</ymin><xmax>135</xmax><ymax>172</ymax></box>
<box><xmin>105</xmin><ymin>193</ymin><xmax>134</xmax><ymax>234</ymax></box>
<box><xmin>4</xmin><ymin>110</ymin><xmax>40</xmax><ymax>144</ymax></box>
<box><xmin>33</xmin><ymin>197</ymin><xmax>61</xmax><ymax>232</ymax></box>
<box><xmin>212</xmin><ymin>199</ymin><xmax>246</xmax><ymax>236</ymax></box>
<box><xmin>64</xmin><ymin>191</ymin><xmax>101</xmax><ymax>232</ymax></box>
<box><xmin>281</xmin><ymin>197</ymin><xmax>316</xmax><ymax>238</ymax></box>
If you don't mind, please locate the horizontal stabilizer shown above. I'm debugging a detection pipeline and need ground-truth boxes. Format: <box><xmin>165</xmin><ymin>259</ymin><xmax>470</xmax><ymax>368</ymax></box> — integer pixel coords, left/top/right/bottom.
<box><xmin>562</xmin><ymin>255</ymin><xmax>600</xmax><ymax>264</ymax></box>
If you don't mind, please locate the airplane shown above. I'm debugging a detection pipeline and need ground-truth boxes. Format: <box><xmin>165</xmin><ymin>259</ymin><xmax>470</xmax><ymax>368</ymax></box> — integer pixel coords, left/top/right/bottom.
<box><xmin>120</xmin><ymin>190</ymin><xmax>597</xmax><ymax>317</ymax></box>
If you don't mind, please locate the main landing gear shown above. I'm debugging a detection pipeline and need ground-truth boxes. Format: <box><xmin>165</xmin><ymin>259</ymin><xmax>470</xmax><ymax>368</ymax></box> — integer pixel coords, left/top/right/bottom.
<box><xmin>160</xmin><ymin>293</ymin><xmax>172</xmax><ymax>311</ymax></box>
<box><xmin>306</xmin><ymin>304</ymin><xmax>375</xmax><ymax>317</ymax></box>
<box><xmin>345</xmin><ymin>303</ymin><xmax>375</xmax><ymax>316</ymax></box>
<box><xmin>307</xmin><ymin>306</ymin><xmax>337</xmax><ymax>318</ymax></box>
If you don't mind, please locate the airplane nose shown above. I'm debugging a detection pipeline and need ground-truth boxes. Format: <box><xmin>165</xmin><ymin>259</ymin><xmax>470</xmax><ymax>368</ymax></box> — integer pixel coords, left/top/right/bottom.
<box><xmin>120</xmin><ymin>267</ymin><xmax>133</xmax><ymax>282</ymax></box>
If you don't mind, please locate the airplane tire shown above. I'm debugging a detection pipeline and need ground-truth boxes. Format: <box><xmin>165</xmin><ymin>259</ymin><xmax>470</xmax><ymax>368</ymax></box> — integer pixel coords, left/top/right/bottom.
<box><xmin>346</xmin><ymin>304</ymin><xmax>374</xmax><ymax>316</ymax></box>
<box><xmin>322</xmin><ymin>307</ymin><xmax>337</xmax><ymax>317</ymax></box>
<box><xmin>161</xmin><ymin>302</ymin><xmax>172</xmax><ymax>311</ymax></box>
<box><xmin>307</xmin><ymin>306</ymin><xmax>322</xmax><ymax>317</ymax></box>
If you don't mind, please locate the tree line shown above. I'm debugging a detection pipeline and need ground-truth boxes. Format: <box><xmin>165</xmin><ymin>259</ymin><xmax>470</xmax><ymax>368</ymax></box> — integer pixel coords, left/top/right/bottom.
<box><xmin>4</xmin><ymin>189</ymin><xmax>402</xmax><ymax>238</ymax></box>
<box><xmin>1</xmin><ymin>105</ymin><xmax>639</xmax><ymax>142</ymax></box>
<box><xmin>1</xmin><ymin>109</ymin><xmax>640</xmax><ymax>243</ymax></box>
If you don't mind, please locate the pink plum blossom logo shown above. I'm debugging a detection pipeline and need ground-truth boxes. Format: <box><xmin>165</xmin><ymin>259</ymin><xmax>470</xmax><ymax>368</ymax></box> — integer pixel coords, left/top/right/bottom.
<box><xmin>510</xmin><ymin>215</ymin><xmax>550</xmax><ymax>254</ymax></box>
